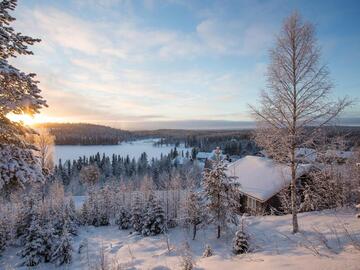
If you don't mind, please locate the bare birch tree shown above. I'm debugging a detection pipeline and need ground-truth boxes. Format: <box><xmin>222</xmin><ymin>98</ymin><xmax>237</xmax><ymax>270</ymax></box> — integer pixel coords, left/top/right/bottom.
<box><xmin>31</xmin><ymin>128</ymin><xmax>55</xmax><ymax>172</ymax></box>
<box><xmin>249</xmin><ymin>12</ymin><xmax>351</xmax><ymax>233</ymax></box>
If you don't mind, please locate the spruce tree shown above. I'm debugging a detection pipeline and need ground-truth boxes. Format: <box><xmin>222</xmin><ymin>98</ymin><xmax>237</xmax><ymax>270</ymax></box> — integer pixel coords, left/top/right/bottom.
<box><xmin>64</xmin><ymin>199</ymin><xmax>78</xmax><ymax>235</ymax></box>
<box><xmin>185</xmin><ymin>191</ymin><xmax>206</xmax><ymax>240</ymax></box>
<box><xmin>80</xmin><ymin>199</ymin><xmax>90</xmax><ymax>225</ymax></box>
<box><xmin>15</xmin><ymin>194</ymin><xmax>38</xmax><ymax>242</ymax></box>
<box><xmin>19</xmin><ymin>214</ymin><xmax>45</xmax><ymax>266</ymax></box>
<box><xmin>131</xmin><ymin>195</ymin><xmax>143</xmax><ymax>233</ymax></box>
<box><xmin>232</xmin><ymin>230</ymin><xmax>249</xmax><ymax>255</ymax></box>
<box><xmin>202</xmin><ymin>244</ymin><xmax>213</xmax><ymax>258</ymax></box>
<box><xmin>0</xmin><ymin>215</ymin><xmax>8</xmax><ymax>254</ymax></box>
<box><xmin>116</xmin><ymin>207</ymin><xmax>131</xmax><ymax>230</ymax></box>
<box><xmin>202</xmin><ymin>158</ymin><xmax>240</xmax><ymax>238</ymax></box>
<box><xmin>51</xmin><ymin>225</ymin><xmax>73</xmax><ymax>265</ymax></box>
<box><xmin>40</xmin><ymin>220</ymin><xmax>56</xmax><ymax>263</ymax></box>
<box><xmin>0</xmin><ymin>0</ymin><xmax>47</xmax><ymax>196</ymax></box>
<box><xmin>142</xmin><ymin>194</ymin><xmax>165</xmax><ymax>236</ymax></box>
<box><xmin>179</xmin><ymin>242</ymin><xmax>194</xmax><ymax>270</ymax></box>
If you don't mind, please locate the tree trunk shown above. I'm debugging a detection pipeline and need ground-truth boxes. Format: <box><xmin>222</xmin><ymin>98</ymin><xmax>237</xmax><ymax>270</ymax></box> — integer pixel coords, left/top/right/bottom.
<box><xmin>217</xmin><ymin>225</ymin><xmax>221</xmax><ymax>238</ymax></box>
<box><xmin>291</xmin><ymin>158</ymin><xmax>299</xmax><ymax>233</ymax></box>
<box><xmin>192</xmin><ymin>224</ymin><xmax>197</xmax><ymax>240</ymax></box>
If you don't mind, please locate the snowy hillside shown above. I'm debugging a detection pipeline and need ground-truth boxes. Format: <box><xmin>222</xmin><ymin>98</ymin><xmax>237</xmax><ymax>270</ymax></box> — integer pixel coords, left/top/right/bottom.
<box><xmin>1</xmin><ymin>208</ymin><xmax>359</xmax><ymax>270</ymax></box>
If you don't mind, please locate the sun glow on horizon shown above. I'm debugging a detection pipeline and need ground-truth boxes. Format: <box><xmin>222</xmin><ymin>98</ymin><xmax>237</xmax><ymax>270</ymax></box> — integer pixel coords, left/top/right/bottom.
<box><xmin>6</xmin><ymin>113</ymin><xmax>62</xmax><ymax>126</ymax></box>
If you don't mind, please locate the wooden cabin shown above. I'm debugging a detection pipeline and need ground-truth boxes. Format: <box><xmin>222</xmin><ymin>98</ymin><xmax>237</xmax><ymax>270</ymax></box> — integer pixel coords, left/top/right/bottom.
<box><xmin>226</xmin><ymin>156</ymin><xmax>312</xmax><ymax>214</ymax></box>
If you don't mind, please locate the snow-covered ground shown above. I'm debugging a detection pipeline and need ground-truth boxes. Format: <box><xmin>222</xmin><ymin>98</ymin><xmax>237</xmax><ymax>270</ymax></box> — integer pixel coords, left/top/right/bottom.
<box><xmin>1</xmin><ymin>208</ymin><xmax>359</xmax><ymax>270</ymax></box>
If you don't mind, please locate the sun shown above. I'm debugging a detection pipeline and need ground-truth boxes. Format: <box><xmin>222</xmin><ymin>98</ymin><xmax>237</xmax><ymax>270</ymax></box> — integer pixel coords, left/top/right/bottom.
<box><xmin>6</xmin><ymin>113</ymin><xmax>55</xmax><ymax>126</ymax></box>
<box><xmin>7</xmin><ymin>113</ymin><xmax>38</xmax><ymax>126</ymax></box>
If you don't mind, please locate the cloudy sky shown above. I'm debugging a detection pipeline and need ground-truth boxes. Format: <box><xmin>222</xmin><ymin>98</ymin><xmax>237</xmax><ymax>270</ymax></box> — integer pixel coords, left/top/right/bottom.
<box><xmin>11</xmin><ymin>0</ymin><xmax>360</xmax><ymax>130</ymax></box>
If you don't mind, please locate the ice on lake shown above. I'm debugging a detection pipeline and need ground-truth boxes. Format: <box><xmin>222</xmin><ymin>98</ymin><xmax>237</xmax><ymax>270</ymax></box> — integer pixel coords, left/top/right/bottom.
<box><xmin>54</xmin><ymin>139</ymin><xmax>189</xmax><ymax>162</ymax></box>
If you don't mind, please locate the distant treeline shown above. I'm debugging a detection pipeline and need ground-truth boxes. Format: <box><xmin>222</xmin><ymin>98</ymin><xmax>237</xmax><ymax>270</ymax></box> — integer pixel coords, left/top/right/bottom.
<box><xmin>133</xmin><ymin>129</ymin><xmax>255</xmax><ymax>154</ymax></box>
<box><xmin>35</xmin><ymin>123</ymin><xmax>131</xmax><ymax>145</ymax></box>
<box><xmin>36</xmin><ymin>123</ymin><xmax>360</xmax><ymax>149</ymax></box>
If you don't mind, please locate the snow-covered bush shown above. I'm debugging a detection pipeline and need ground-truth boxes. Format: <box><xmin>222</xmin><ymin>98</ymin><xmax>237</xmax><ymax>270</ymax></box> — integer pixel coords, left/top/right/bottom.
<box><xmin>202</xmin><ymin>244</ymin><xmax>213</xmax><ymax>257</ymax></box>
<box><xmin>116</xmin><ymin>207</ymin><xmax>131</xmax><ymax>230</ymax></box>
<box><xmin>232</xmin><ymin>230</ymin><xmax>249</xmax><ymax>255</ymax></box>
<box><xmin>142</xmin><ymin>194</ymin><xmax>166</xmax><ymax>236</ymax></box>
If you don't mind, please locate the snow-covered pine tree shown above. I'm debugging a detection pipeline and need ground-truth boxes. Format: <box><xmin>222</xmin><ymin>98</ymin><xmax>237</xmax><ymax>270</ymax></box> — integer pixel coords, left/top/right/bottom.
<box><xmin>142</xmin><ymin>194</ymin><xmax>156</xmax><ymax>236</ymax></box>
<box><xmin>49</xmin><ymin>199</ymin><xmax>65</xmax><ymax>236</ymax></box>
<box><xmin>99</xmin><ymin>185</ymin><xmax>112</xmax><ymax>224</ymax></box>
<box><xmin>152</xmin><ymin>197</ymin><xmax>166</xmax><ymax>234</ymax></box>
<box><xmin>142</xmin><ymin>194</ymin><xmax>165</xmax><ymax>236</ymax></box>
<box><xmin>131</xmin><ymin>195</ymin><xmax>143</xmax><ymax>233</ymax></box>
<box><xmin>232</xmin><ymin>230</ymin><xmax>249</xmax><ymax>255</ymax></box>
<box><xmin>97</xmin><ymin>190</ymin><xmax>110</xmax><ymax>227</ymax></box>
<box><xmin>202</xmin><ymin>244</ymin><xmax>213</xmax><ymax>257</ymax></box>
<box><xmin>19</xmin><ymin>213</ymin><xmax>45</xmax><ymax>266</ymax></box>
<box><xmin>64</xmin><ymin>199</ymin><xmax>78</xmax><ymax>235</ymax></box>
<box><xmin>202</xmin><ymin>158</ymin><xmax>240</xmax><ymax>238</ymax></box>
<box><xmin>80</xmin><ymin>199</ymin><xmax>90</xmax><ymax>225</ymax></box>
<box><xmin>0</xmin><ymin>212</ymin><xmax>8</xmax><ymax>254</ymax></box>
<box><xmin>14</xmin><ymin>193</ymin><xmax>39</xmax><ymax>242</ymax></box>
<box><xmin>179</xmin><ymin>242</ymin><xmax>194</xmax><ymax>270</ymax></box>
<box><xmin>82</xmin><ymin>191</ymin><xmax>96</xmax><ymax>226</ymax></box>
<box><xmin>40</xmin><ymin>219</ymin><xmax>56</xmax><ymax>263</ymax></box>
<box><xmin>94</xmin><ymin>212</ymin><xmax>110</xmax><ymax>226</ymax></box>
<box><xmin>81</xmin><ymin>186</ymin><xmax>109</xmax><ymax>226</ymax></box>
<box><xmin>0</xmin><ymin>0</ymin><xmax>47</xmax><ymax>196</ymax></box>
<box><xmin>116</xmin><ymin>207</ymin><xmax>131</xmax><ymax>230</ymax></box>
<box><xmin>51</xmin><ymin>225</ymin><xmax>73</xmax><ymax>265</ymax></box>
<box><xmin>184</xmin><ymin>190</ymin><xmax>206</xmax><ymax>240</ymax></box>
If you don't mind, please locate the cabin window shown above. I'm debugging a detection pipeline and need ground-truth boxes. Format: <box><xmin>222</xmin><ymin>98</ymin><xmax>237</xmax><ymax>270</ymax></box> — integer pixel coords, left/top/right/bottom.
<box><xmin>247</xmin><ymin>197</ymin><xmax>257</xmax><ymax>210</ymax></box>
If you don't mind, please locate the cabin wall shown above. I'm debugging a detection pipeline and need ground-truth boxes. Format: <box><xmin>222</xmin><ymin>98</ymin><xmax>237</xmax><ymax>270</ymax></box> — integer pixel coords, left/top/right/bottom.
<box><xmin>243</xmin><ymin>195</ymin><xmax>265</xmax><ymax>215</ymax></box>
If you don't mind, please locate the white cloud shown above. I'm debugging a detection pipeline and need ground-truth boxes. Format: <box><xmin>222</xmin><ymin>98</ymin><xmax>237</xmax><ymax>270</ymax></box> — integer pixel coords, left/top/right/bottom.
<box><xmin>12</xmin><ymin>2</ymin><xmax>274</xmax><ymax>125</ymax></box>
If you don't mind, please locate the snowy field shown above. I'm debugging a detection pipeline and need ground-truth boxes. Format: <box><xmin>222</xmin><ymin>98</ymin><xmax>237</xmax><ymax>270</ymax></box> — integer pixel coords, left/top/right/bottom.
<box><xmin>1</xmin><ymin>208</ymin><xmax>359</xmax><ymax>270</ymax></box>
<box><xmin>54</xmin><ymin>139</ymin><xmax>190</xmax><ymax>162</ymax></box>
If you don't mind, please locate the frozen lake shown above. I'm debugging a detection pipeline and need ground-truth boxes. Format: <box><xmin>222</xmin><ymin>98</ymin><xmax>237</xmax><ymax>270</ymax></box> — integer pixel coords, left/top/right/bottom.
<box><xmin>54</xmin><ymin>139</ymin><xmax>189</xmax><ymax>162</ymax></box>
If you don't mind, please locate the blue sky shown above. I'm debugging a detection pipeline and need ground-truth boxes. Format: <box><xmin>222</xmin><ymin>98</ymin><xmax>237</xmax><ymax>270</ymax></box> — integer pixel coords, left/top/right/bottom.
<box><xmin>11</xmin><ymin>0</ymin><xmax>360</xmax><ymax>129</ymax></box>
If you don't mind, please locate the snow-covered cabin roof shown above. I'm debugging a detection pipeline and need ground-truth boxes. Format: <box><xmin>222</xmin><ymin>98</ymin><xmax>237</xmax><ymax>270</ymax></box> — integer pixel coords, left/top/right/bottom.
<box><xmin>196</xmin><ymin>152</ymin><xmax>213</xmax><ymax>160</ymax></box>
<box><xmin>196</xmin><ymin>150</ymin><xmax>226</xmax><ymax>161</ymax></box>
<box><xmin>226</xmin><ymin>156</ymin><xmax>312</xmax><ymax>202</ymax></box>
